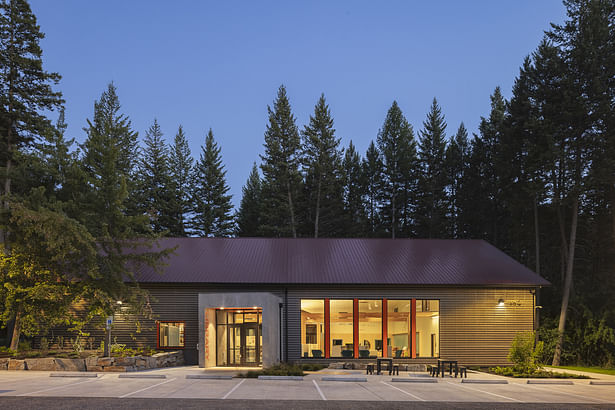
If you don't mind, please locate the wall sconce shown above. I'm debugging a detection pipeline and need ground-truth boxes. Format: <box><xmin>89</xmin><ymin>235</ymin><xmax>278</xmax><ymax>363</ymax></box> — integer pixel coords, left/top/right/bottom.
<box><xmin>498</xmin><ymin>299</ymin><xmax>505</xmax><ymax>307</ymax></box>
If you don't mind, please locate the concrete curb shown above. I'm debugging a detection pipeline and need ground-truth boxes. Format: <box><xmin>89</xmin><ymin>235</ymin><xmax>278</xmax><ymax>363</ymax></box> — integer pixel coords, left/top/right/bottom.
<box><xmin>461</xmin><ymin>379</ymin><xmax>508</xmax><ymax>384</ymax></box>
<box><xmin>50</xmin><ymin>372</ymin><xmax>98</xmax><ymax>378</ymax></box>
<box><xmin>186</xmin><ymin>374</ymin><xmax>233</xmax><ymax>380</ymax></box>
<box><xmin>258</xmin><ymin>375</ymin><xmax>304</xmax><ymax>381</ymax></box>
<box><xmin>321</xmin><ymin>377</ymin><xmax>367</xmax><ymax>382</ymax></box>
<box><xmin>391</xmin><ymin>378</ymin><xmax>438</xmax><ymax>383</ymax></box>
<box><xmin>589</xmin><ymin>381</ymin><xmax>615</xmax><ymax>385</ymax></box>
<box><xmin>118</xmin><ymin>374</ymin><xmax>166</xmax><ymax>379</ymax></box>
<box><xmin>527</xmin><ymin>379</ymin><xmax>574</xmax><ymax>385</ymax></box>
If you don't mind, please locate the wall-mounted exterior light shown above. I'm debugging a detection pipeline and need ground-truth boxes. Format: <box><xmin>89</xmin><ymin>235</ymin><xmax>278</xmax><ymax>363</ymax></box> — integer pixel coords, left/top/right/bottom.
<box><xmin>498</xmin><ymin>299</ymin><xmax>505</xmax><ymax>307</ymax></box>
<box><xmin>116</xmin><ymin>300</ymin><xmax>123</xmax><ymax>305</ymax></box>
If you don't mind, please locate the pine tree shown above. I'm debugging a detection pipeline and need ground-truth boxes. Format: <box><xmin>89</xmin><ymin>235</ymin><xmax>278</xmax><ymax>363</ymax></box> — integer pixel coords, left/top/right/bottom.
<box><xmin>236</xmin><ymin>163</ymin><xmax>262</xmax><ymax>237</ymax></box>
<box><xmin>137</xmin><ymin>119</ymin><xmax>178</xmax><ymax>234</ymax></box>
<box><xmin>362</xmin><ymin>141</ymin><xmax>383</xmax><ymax>236</ymax></box>
<box><xmin>342</xmin><ymin>141</ymin><xmax>365</xmax><ymax>237</ymax></box>
<box><xmin>168</xmin><ymin>125</ymin><xmax>194</xmax><ymax>236</ymax></box>
<box><xmin>417</xmin><ymin>98</ymin><xmax>449</xmax><ymax>238</ymax></box>
<box><xmin>377</xmin><ymin>101</ymin><xmax>417</xmax><ymax>239</ymax></box>
<box><xmin>444</xmin><ymin>123</ymin><xmax>470</xmax><ymax>238</ymax></box>
<box><xmin>191</xmin><ymin>129</ymin><xmax>234</xmax><ymax>237</ymax></box>
<box><xmin>259</xmin><ymin>85</ymin><xmax>302</xmax><ymax>237</ymax></box>
<box><xmin>0</xmin><ymin>0</ymin><xmax>63</xmax><ymax>201</ymax></box>
<box><xmin>301</xmin><ymin>94</ymin><xmax>345</xmax><ymax>237</ymax></box>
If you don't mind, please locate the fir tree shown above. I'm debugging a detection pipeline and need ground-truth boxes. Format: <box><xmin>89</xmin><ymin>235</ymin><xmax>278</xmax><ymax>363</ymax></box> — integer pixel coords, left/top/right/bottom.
<box><xmin>168</xmin><ymin>125</ymin><xmax>194</xmax><ymax>236</ymax></box>
<box><xmin>362</xmin><ymin>140</ymin><xmax>383</xmax><ymax>236</ymax></box>
<box><xmin>342</xmin><ymin>141</ymin><xmax>365</xmax><ymax>237</ymax></box>
<box><xmin>236</xmin><ymin>163</ymin><xmax>262</xmax><ymax>237</ymax></box>
<box><xmin>191</xmin><ymin>129</ymin><xmax>234</xmax><ymax>237</ymax></box>
<box><xmin>137</xmin><ymin>119</ymin><xmax>178</xmax><ymax>234</ymax></box>
<box><xmin>301</xmin><ymin>94</ymin><xmax>345</xmax><ymax>237</ymax></box>
<box><xmin>259</xmin><ymin>85</ymin><xmax>302</xmax><ymax>237</ymax></box>
<box><xmin>444</xmin><ymin>123</ymin><xmax>470</xmax><ymax>238</ymax></box>
<box><xmin>377</xmin><ymin>101</ymin><xmax>417</xmax><ymax>239</ymax></box>
<box><xmin>417</xmin><ymin>98</ymin><xmax>449</xmax><ymax>238</ymax></box>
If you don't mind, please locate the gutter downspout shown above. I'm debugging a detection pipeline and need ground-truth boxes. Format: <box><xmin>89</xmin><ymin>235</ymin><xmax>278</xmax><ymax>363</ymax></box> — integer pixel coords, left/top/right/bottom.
<box><xmin>285</xmin><ymin>287</ymin><xmax>289</xmax><ymax>363</ymax></box>
<box><xmin>279</xmin><ymin>302</ymin><xmax>283</xmax><ymax>364</ymax></box>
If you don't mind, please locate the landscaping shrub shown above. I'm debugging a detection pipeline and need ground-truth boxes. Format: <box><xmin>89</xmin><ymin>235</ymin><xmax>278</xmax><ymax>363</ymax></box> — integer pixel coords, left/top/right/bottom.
<box><xmin>301</xmin><ymin>363</ymin><xmax>325</xmax><ymax>371</ymax></box>
<box><xmin>239</xmin><ymin>363</ymin><xmax>306</xmax><ymax>378</ymax></box>
<box><xmin>39</xmin><ymin>337</ymin><xmax>49</xmax><ymax>352</ymax></box>
<box><xmin>490</xmin><ymin>366</ymin><xmax>589</xmax><ymax>379</ymax></box>
<box><xmin>17</xmin><ymin>340</ymin><xmax>31</xmax><ymax>352</ymax></box>
<box><xmin>508</xmin><ymin>331</ymin><xmax>543</xmax><ymax>374</ymax></box>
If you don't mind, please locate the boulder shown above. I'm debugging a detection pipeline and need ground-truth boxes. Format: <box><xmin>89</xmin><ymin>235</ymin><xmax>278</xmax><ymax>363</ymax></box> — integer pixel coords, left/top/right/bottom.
<box><xmin>145</xmin><ymin>356</ymin><xmax>157</xmax><ymax>369</ymax></box>
<box><xmin>55</xmin><ymin>358</ymin><xmax>85</xmax><ymax>371</ymax></box>
<box><xmin>115</xmin><ymin>356</ymin><xmax>135</xmax><ymax>366</ymax></box>
<box><xmin>0</xmin><ymin>358</ymin><xmax>10</xmax><ymax>370</ymax></box>
<box><xmin>8</xmin><ymin>359</ymin><xmax>26</xmax><ymax>370</ymax></box>
<box><xmin>85</xmin><ymin>356</ymin><xmax>99</xmax><ymax>369</ymax></box>
<box><xmin>24</xmin><ymin>358</ymin><xmax>56</xmax><ymax>371</ymax></box>
<box><xmin>86</xmin><ymin>365</ymin><xmax>103</xmax><ymax>372</ymax></box>
<box><xmin>96</xmin><ymin>357</ymin><xmax>113</xmax><ymax>367</ymax></box>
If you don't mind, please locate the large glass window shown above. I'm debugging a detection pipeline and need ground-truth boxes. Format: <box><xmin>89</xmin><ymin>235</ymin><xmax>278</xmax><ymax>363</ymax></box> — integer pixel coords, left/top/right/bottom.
<box><xmin>387</xmin><ymin>300</ymin><xmax>411</xmax><ymax>358</ymax></box>
<box><xmin>300</xmin><ymin>300</ymin><xmax>325</xmax><ymax>358</ymax></box>
<box><xmin>416</xmin><ymin>300</ymin><xmax>439</xmax><ymax>357</ymax></box>
<box><xmin>158</xmin><ymin>321</ymin><xmax>185</xmax><ymax>348</ymax></box>
<box><xmin>358</xmin><ymin>300</ymin><xmax>382</xmax><ymax>358</ymax></box>
<box><xmin>330</xmin><ymin>300</ymin><xmax>354</xmax><ymax>357</ymax></box>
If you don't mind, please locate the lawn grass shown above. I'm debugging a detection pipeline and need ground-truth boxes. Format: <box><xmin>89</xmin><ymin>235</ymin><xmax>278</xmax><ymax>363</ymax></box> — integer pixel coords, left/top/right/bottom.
<box><xmin>552</xmin><ymin>366</ymin><xmax>615</xmax><ymax>376</ymax></box>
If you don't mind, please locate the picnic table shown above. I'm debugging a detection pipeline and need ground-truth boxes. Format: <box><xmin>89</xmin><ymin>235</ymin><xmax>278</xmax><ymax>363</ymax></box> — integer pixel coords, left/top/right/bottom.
<box><xmin>436</xmin><ymin>359</ymin><xmax>458</xmax><ymax>377</ymax></box>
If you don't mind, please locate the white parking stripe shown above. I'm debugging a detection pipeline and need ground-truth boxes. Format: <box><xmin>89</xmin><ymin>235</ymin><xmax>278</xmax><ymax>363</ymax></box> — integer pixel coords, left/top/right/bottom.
<box><xmin>446</xmin><ymin>381</ymin><xmax>522</xmax><ymax>402</ymax></box>
<box><xmin>381</xmin><ymin>381</ymin><xmax>425</xmax><ymax>401</ymax></box>
<box><xmin>18</xmin><ymin>377</ymin><xmax>99</xmax><ymax>396</ymax></box>
<box><xmin>312</xmin><ymin>379</ymin><xmax>326</xmax><ymax>400</ymax></box>
<box><xmin>222</xmin><ymin>378</ymin><xmax>246</xmax><ymax>399</ymax></box>
<box><xmin>522</xmin><ymin>382</ymin><xmax>609</xmax><ymax>403</ymax></box>
<box><xmin>119</xmin><ymin>378</ymin><xmax>177</xmax><ymax>398</ymax></box>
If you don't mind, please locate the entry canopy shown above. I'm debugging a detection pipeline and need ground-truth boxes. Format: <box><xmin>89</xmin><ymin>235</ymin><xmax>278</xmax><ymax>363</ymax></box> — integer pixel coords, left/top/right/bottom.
<box><xmin>133</xmin><ymin>238</ymin><xmax>550</xmax><ymax>287</ymax></box>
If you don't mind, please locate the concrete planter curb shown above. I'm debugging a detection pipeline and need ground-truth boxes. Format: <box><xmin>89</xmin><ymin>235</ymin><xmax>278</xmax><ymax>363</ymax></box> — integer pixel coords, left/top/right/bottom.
<box><xmin>527</xmin><ymin>379</ymin><xmax>574</xmax><ymax>385</ymax></box>
<box><xmin>186</xmin><ymin>374</ymin><xmax>233</xmax><ymax>380</ymax></box>
<box><xmin>321</xmin><ymin>376</ymin><xmax>367</xmax><ymax>382</ymax></box>
<box><xmin>462</xmin><ymin>379</ymin><xmax>508</xmax><ymax>384</ymax></box>
<box><xmin>391</xmin><ymin>378</ymin><xmax>438</xmax><ymax>383</ymax></box>
<box><xmin>258</xmin><ymin>375</ymin><xmax>304</xmax><ymax>381</ymax></box>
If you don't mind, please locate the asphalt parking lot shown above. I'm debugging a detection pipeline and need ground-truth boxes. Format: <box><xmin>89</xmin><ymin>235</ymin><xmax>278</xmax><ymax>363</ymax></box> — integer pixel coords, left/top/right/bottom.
<box><xmin>1</xmin><ymin>366</ymin><xmax>614</xmax><ymax>407</ymax></box>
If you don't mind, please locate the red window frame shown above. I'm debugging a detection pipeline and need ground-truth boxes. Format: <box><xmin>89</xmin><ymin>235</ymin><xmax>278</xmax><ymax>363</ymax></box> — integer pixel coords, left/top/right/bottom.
<box><xmin>157</xmin><ymin>321</ymin><xmax>186</xmax><ymax>349</ymax></box>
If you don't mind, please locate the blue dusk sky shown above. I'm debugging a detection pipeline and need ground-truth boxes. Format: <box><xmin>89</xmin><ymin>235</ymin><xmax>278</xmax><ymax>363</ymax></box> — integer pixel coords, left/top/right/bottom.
<box><xmin>30</xmin><ymin>0</ymin><xmax>566</xmax><ymax>207</ymax></box>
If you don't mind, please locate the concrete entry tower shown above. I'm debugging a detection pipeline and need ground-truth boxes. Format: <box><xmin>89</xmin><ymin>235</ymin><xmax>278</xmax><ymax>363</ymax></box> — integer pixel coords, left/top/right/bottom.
<box><xmin>198</xmin><ymin>292</ymin><xmax>282</xmax><ymax>368</ymax></box>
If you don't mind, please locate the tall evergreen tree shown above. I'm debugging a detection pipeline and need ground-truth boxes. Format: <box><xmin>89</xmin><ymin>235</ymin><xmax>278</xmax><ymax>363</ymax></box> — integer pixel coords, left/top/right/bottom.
<box><xmin>236</xmin><ymin>163</ymin><xmax>262</xmax><ymax>237</ymax></box>
<box><xmin>417</xmin><ymin>98</ymin><xmax>449</xmax><ymax>238</ymax></box>
<box><xmin>444</xmin><ymin>123</ymin><xmax>470</xmax><ymax>238</ymax></box>
<box><xmin>137</xmin><ymin>119</ymin><xmax>178</xmax><ymax>234</ymax></box>
<box><xmin>168</xmin><ymin>125</ymin><xmax>194</xmax><ymax>236</ymax></box>
<box><xmin>259</xmin><ymin>85</ymin><xmax>302</xmax><ymax>237</ymax></box>
<box><xmin>376</xmin><ymin>101</ymin><xmax>417</xmax><ymax>239</ymax></box>
<box><xmin>191</xmin><ymin>129</ymin><xmax>234</xmax><ymax>237</ymax></box>
<box><xmin>301</xmin><ymin>94</ymin><xmax>345</xmax><ymax>237</ymax></box>
<box><xmin>362</xmin><ymin>140</ymin><xmax>383</xmax><ymax>236</ymax></box>
<box><xmin>342</xmin><ymin>141</ymin><xmax>365</xmax><ymax>237</ymax></box>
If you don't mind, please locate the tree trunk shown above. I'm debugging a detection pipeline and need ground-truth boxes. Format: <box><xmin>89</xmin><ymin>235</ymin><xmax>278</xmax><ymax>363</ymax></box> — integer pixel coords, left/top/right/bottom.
<box><xmin>552</xmin><ymin>196</ymin><xmax>578</xmax><ymax>366</ymax></box>
<box><xmin>286</xmin><ymin>180</ymin><xmax>297</xmax><ymax>238</ymax></box>
<box><xmin>534</xmin><ymin>194</ymin><xmax>540</xmax><ymax>276</ymax></box>
<box><xmin>9</xmin><ymin>307</ymin><xmax>22</xmax><ymax>351</ymax></box>
<box><xmin>314</xmin><ymin>175</ymin><xmax>321</xmax><ymax>238</ymax></box>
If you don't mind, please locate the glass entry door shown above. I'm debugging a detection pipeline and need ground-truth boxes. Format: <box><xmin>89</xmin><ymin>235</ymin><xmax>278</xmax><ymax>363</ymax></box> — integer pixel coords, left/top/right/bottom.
<box><xmin>216</xmin><ymin>309</ymin><xmax>262</xmax><ymax>367</ymax></box>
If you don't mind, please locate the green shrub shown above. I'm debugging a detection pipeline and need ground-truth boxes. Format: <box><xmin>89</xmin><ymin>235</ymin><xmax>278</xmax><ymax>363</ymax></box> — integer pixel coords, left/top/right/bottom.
<box><xmin>301</xmin><ymin>363</ymin><xmax>325</xmax><ymax>371</ymax></box>
<box><xmin>239</xmin><ymin>363</ymin><xmax>306</xmax><ymax>378</ymax></box>
<box><xmin>40</xmin><ymin>337</ymin><xmax>49</xmax><ymax>351</ymax></box>
<box><xmin>0</xmin><ymin>346</ymin><xmax>17</xmax><ymax>355</ymax></box>
<box><xmin>490</xmin><ymin>366</ymin><xmax>589</xmax><ymax>379</ymax></box>
<box><xmin>17</xmin><ymin>340</ymin><xmax>31</xmax><ymax>352</ymax></box>
<box><xmin>24</xmin><ymin>351</ymin><xmax>41</xmax><ymax>358</ymax></box>
<box><xmin>508</xmin><ymin>331</ymin><xmax>543</xmax><ymax>374</ymax></box>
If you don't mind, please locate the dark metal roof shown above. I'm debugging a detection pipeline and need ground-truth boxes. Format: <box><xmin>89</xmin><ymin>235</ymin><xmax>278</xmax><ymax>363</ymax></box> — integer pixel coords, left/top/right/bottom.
<box><xmin>133</xmin><ymin>238</ymin><xmax>549</xmax><ymax>286</ymax></box>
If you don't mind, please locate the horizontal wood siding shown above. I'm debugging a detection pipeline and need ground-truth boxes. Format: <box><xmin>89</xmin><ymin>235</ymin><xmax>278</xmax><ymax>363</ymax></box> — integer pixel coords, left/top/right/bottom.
<box><xmin>287</xmin><ymin>286</ymin><xmax>535</xmax><ymax>366</ymax></box>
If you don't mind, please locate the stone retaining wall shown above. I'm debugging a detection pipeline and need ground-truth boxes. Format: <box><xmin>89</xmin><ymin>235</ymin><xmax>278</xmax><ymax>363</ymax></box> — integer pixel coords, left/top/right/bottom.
<box><xmin>0</xmin><ymin>351</ymin><xmax>183</xmax><ymax>372</ymax></box>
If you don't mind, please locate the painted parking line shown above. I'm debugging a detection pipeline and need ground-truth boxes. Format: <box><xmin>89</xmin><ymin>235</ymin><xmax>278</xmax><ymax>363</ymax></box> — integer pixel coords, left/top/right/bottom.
<box><xmin>381</xmin><ymin>381</ymin><xmax>425</xmax><ymax>401</ymax></box>
<box><xmin>17</xmin><ymin>376</ymin><xmax>100</xmax><ymax>396</ymax></box>
<box><xmin>221</xmin><ymin>378</ymin><xmax>246</xmax><ymax>399</ymax></box>
<box><xmin>312</xmin><ymin>379</ymin><xmax>326</xmax><ymax>400</ymax></box>
<box><xmin>521</xmin><ymin>381</ymin><xmax>610</xmax><ymax>403</ymax></box>
<box><xmin>118</xmin><ymin>378</ymin><xmax>177</xmax><ymax>398</ymax></box>
<box><xmin>446</xmin><ymin>381</ymin><xmax>522</xmax><ymax>402</ymax></box>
